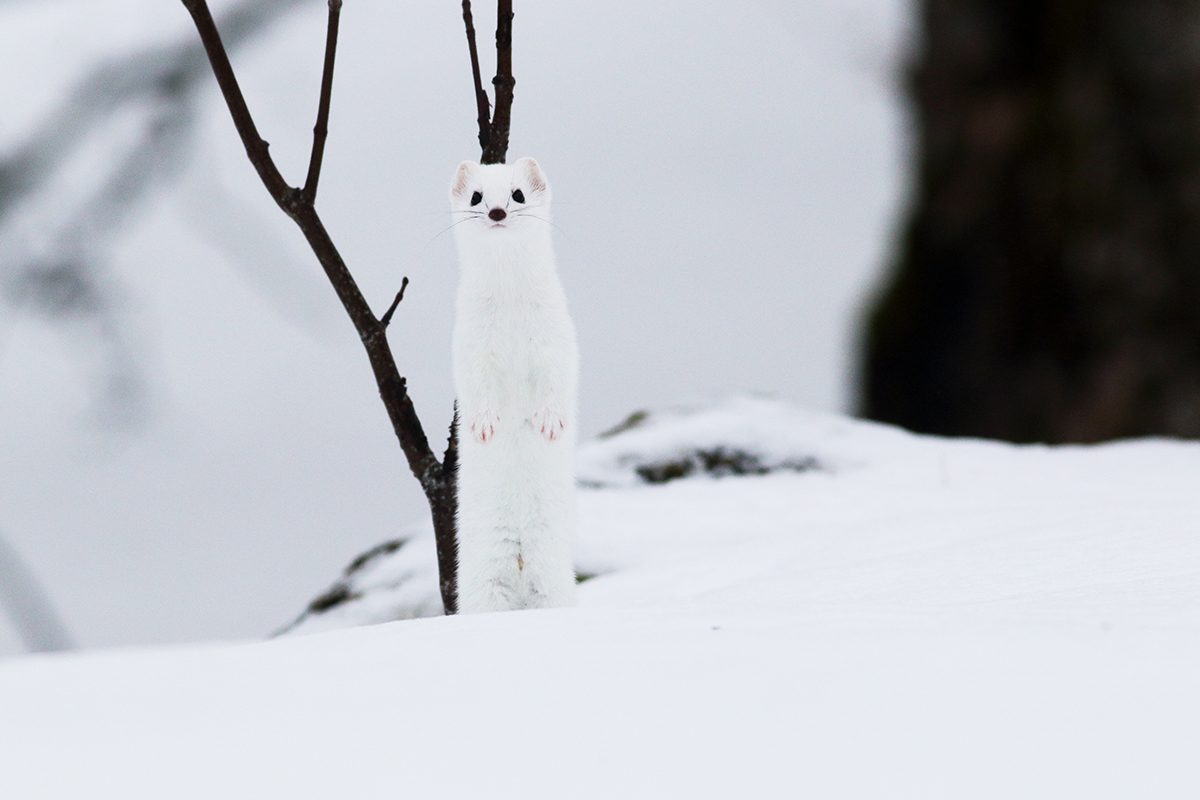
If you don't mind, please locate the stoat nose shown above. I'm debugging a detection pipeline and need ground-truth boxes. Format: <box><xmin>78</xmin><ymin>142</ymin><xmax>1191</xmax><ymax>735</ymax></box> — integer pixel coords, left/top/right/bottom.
<box><xmin>488</xmin><ymin>208</ymin><xmax>507</xmax><ymax>222</ymax></box>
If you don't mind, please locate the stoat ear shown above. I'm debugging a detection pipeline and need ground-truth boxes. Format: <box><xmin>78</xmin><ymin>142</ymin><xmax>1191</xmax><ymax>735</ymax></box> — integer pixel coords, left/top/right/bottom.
<box><xmin>516</xmin><ymin>157</ymin><xmax>548</xmax><ymax>193</ymax></box>
<box><xmin>451</xmin><ymin>161</ymin><xmax>478</xmax><ymax>200</ymax></box>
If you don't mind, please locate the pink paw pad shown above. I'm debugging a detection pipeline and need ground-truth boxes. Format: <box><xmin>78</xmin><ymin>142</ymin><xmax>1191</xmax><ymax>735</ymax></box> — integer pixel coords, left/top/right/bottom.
<box><xmin>533</xmin><ymin>409</ymin><xmax>566</xmax><ymax>442</ymax></box>
<box><xmin>469</xmin><ymin>411</ymin><xmax>500</xmax><ymax>443</ymax></box>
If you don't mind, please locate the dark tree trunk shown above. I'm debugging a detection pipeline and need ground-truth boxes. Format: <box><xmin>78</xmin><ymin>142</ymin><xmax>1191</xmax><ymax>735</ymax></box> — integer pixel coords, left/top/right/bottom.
<box><xmin>862</xmin><ymin>0</ymin><xmax>1200</xmax><ymax>443</ymax></box>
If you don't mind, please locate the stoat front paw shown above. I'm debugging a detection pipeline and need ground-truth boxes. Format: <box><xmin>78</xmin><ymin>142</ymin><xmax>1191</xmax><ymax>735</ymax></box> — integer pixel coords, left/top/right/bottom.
<box><xmin>532</xmin><ymin>407</ymin><xmax>566</xmax><ymax>442</ymax></box>
<box><xmin>468</xmin><ymin>409</ymin><xmax>500</xmax><ymax>443</ymax></box>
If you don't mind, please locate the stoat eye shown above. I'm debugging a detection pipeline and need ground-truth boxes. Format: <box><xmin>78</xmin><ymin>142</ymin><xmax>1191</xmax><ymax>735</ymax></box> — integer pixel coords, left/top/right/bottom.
<box><xmin>470</xmin><ymin>191</ymin><xmax>483</xmax><ymax>207</ymax></box>
<box><xmin>511</xmin><ymin>189</ymin><xmax>526</xmax><ymax>204</ymax></box>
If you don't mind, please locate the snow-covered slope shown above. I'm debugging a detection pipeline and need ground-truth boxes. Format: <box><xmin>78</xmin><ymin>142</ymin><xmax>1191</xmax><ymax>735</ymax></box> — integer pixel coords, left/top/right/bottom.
<box><xmin>2</xmin><ymin>398</ymin><xmax>1196</xmax><ymax>798</ymax></box>
<box><xmin>283</xmin><ymin>396</ymin><xmax>1200</xmax><ymax>634</ymax></box>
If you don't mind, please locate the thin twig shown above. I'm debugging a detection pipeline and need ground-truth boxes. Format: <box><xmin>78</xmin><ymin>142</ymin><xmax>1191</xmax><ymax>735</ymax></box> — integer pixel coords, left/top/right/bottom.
<box><xmin>461</xmin><ymin>0</ymin><xmax>491</xmax><ymax>154</ymax></box>
<box><xmin>180</xmin><ymin>0</ymin><xmax>292</xmax><ymax>205</ymax></box>
<box><xmin>481</xmin><ymin>0</ymin><xmax>514</xmax><ymax>164</ymax></box>
<box><xmin>303</xmin><ymin>0</ymin><xmax>343</xmax><ymax>203</ymax></box>
<box><xmin>379</xmin><ymin>276</ymin><xmax>409</xmax><ymax>329</ymax></box>
<box><xmin>181</xmin><ymin>0</ymin><xmax>459</xmax><ymax>615</ymax></box>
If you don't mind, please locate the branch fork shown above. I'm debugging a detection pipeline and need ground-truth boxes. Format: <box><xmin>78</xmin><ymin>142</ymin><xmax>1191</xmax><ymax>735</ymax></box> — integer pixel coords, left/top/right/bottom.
<box><xmin>182</xmin><ymin>0</ymin><xmax>460</xmax><ymax>614</ymax></box>
<box><xmin>461</xmin><ymin>0</ymin><xmax>515</xmax><ymax>164</ymax></box>
<box><xmin>380</xmin><ymin>277</ymin><xmax>409</xmax><ymax>329</ymax></box>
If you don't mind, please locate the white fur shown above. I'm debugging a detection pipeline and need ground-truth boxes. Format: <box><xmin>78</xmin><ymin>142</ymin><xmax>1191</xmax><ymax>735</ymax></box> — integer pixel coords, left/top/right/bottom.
<box><xmin>449</xmin><ymin>157</ymin><xmax>579</xmax><ymax>613</ymax></box>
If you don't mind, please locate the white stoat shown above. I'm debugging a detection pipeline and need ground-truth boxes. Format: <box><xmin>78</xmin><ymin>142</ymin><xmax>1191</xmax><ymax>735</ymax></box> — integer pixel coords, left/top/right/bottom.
<box><xmin>449</xmin><ymin>157</ymin><xmax>579</xmax><ymax>614</ymax></box>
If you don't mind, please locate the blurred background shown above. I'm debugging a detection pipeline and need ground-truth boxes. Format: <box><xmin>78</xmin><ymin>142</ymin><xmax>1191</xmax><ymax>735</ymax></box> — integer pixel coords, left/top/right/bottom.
<box><xmin>864</xmin><ymin>1</ymin><xmax>1200</xmax><ymax>445</ymax></box>
<box><xmin>7</xmin><ymin>0</ymin><xmax>1195</xmax><ymax>657</ymax></box>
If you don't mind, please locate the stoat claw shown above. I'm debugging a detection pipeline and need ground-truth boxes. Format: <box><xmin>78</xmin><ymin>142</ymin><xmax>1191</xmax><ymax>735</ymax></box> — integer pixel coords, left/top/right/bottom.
<box><xmin>532</xmin><ymin>408</ymin><xmax>566</xmax><ymax>442</ymax></box>
<box><xmin>469</xmin><ymin>410</ymin><xmax>500</xmax><ymax>444</ymax></box>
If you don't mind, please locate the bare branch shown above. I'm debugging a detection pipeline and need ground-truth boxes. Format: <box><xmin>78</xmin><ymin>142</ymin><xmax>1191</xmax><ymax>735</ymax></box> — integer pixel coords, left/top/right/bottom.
<box><xmin>461</xmin><ymin>1</ymin><xmax>492</xmax><ymax>154</ymax></box>
<box><xmin>481</xmin><ymin>0</ymin><xmax>514</xmax><ymax>164</ymax></box>
<box><xmin>379</xmin><ymin>276</ymin><xmax>409</xmax><ymax>329</ymax></box>
<box><xmin>181</xmin><ymin>0</ymin><xmax>292</xmax><ymax>206</ymax></box>
<box><xmin>303</xmin><ymin>0</ymin><xmax>343</xmax><ymax>202</ymax></box>
<box><xmin>181</xmin><ymin>0</ymin><xmax>459</xmax><ymax>614</ymax></box>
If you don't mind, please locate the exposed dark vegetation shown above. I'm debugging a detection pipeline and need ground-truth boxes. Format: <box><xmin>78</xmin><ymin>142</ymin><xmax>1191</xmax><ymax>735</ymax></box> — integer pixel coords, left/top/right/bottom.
<box><xmin>634</xmin><ymin>449</ymin><xmax>819</xmax><ymax>485</ymax></box>
<box><xmin>345</xmin><ymin>538</ymin><xmax>406</xmax><ymax>574</ymax></box>
<box><xmin>597</xmin><ymin>410</ymin><xmax>651</xmax><ymax>440</ymax></box>
<box><xmin>276</xmin><ymin>537</ymin><xmax>420</xmax><ymax>633</ymax></box>
<box><xmin>298</xmin><ymin>539</ymin><xmax>406</xmax><ymax>615</ymax></box>
<box><xmin>306</xmin><ymin>582</ymin><xmax>358</xmax><ymax>614</ymax></box>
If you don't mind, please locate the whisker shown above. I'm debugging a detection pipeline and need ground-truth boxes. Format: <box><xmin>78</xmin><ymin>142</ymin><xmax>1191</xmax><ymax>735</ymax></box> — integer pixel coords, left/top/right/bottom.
<box><xmin>511</xmin><ymin>212</ymin><xmax>566</xmax><ymax>236</ymax></box>
<box><xmin>428</xmin><ymin>203</ymin><xmax>564</xmax><ymax>247</ymax></box>
<box><xmin>425</xmin><ymin>214</ymin><xmax>481</xmax><ymax>247</ymax></box>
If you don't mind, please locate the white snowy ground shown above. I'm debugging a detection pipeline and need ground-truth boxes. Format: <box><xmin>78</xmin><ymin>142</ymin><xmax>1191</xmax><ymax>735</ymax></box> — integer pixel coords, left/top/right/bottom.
<box><xmin>2</xmin><ymin>398</ymin><xmax>1197</xmax><ymax>798</ymax></box>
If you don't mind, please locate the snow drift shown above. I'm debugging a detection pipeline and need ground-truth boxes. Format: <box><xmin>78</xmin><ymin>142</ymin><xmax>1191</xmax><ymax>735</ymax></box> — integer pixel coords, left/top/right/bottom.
<box><xmin>1</xmin><ymin>397</ymin><xmax>1197</xmax><ymax>798</ymax></box>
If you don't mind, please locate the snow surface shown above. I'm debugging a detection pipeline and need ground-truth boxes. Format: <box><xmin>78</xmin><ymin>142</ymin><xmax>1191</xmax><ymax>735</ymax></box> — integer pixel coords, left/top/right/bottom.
<box><xmin>3</xmin><ymin>398</ymin><xmax>1197</xmax><ymax>798</ymax></box>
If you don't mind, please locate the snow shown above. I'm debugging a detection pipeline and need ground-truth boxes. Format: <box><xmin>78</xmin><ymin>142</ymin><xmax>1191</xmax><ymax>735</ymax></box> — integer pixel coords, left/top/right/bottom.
<box><xmin>0</xmin><ymin>1</ymin><xmax>1195</xmax><ymax>793</ymax></box>
<box><xmin>3</xmin><ymin>398</ymin><xmax>1197</xmax><ymax>798</ymax></box>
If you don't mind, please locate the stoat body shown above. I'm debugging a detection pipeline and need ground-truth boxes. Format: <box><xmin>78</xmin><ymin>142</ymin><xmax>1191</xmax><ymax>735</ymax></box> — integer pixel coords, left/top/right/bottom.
<box><xmin>449</xmin><ymin>157</ymin><xmax>579</xmax><ymax>613</ymax></box>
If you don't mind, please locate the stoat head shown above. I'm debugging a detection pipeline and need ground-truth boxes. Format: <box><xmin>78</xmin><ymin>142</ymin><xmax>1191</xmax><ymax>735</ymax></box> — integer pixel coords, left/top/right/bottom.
<box><xmin>449</xmin><ymin>157</ymin><xmax>552</xmax><ymax>237</ymax></box>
